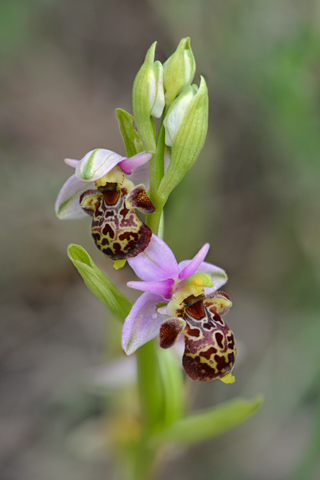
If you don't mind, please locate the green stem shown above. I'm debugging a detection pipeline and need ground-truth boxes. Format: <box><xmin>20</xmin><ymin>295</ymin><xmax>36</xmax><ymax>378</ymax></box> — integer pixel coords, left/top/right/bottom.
<box><xmin>133</xmin><ymin>107</ymin><xmax>171</xmax><ymax>479</ymax></box>
<box><xmin>149</xmin><ymin>122</ymin><xmax>165</xmax><ymax>200</ymax></box>
<box><xmin>146</xmin><ymin>194</ymin><xmax>165</xmax><ymax>234</ymax></box>
<box><xmin>133</xmin><ymin>441</ymin><xmax>157</xmax><ymax>480</ymax></box>
<box><xmin>136</xmin><ymin>340</ymin><xmax>162</xmax><ymax>435</ymax></box>
<box><xmin>133</xmin><ymin>341</ymin><xmax>162</xmax><ymax>480</ymax></box>
<box><xmin>147</xmin><ymin>108</ymin><xmax>169</xmax><ymax>235</ymax></box>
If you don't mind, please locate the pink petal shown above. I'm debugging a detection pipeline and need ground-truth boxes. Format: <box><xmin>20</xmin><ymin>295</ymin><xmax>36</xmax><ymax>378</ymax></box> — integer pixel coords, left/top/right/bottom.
<box><xmin>64</xmin><ymin>158</ymin><xmax>79</xmax><ymax>168</ymax></box>
<box><xmin>178</xmin><ymin>243</ymin><xmax>210</xmax><ymax>279</ymax></box>
<box><xmin>127</xmin><ymin>161</ymin><xmax>150</xmax><ymax>190</ymax></box>
<box><xmin>200</xmin><ymin>262</ymin><xmax>228</xmax><ymax>293</ymax></box>
<box><xmin>55</xmin><ymin>174</ymin><xmax>96</xmax><ymax>219</ymax></box>
<box><xmin>127</xmin><ymin>234</ymin><xmax>179</xmax><ymax>281</ymax></box>
<box><xmin>121</xmin><ymin>292</ymin><xmax>166</xmax><ymax>355</ymax></box>
<box><xmin>118</xmin><ymin>152</ymin><xmax>152</xmax><ymax>175</ymax></box>
<box><xmin>127</xmin><ymin>278</ymin><xmax>174</xmax><ymax>299</ymax></box>
<box><xmin>157</xmin><ymin>305</ymin><xmax>168</xmax><ymax>315</ymax></box>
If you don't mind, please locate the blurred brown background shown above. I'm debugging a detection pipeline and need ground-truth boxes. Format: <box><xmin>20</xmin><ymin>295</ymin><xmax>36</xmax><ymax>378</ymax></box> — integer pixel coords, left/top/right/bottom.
<box><xmin>1</xmin><ymin>1</ymin><xmax>320</xmax><ymax>479</ymax></box>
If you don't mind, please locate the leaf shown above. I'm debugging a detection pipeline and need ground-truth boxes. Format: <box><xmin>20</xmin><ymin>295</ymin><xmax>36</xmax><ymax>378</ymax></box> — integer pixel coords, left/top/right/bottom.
<box><xmin>115</xmin><ymin>108</ymin><xmax>142</xmax><ymax>157</ymax></box>
<box><xmin>67</xmin><ymin>244</ymin><xmax>131</xmax><ymax>322</ymax></box>
<box><xmin>150</xmin><ymin>395</ymin><xmax>263</xmax><ymax>447</ymax></box>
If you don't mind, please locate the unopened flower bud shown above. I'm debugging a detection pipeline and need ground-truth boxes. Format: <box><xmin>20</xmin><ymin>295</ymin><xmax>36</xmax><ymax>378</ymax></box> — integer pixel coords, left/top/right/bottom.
<box><xmin>158</xmin><ymin>76</ymin><xmax>209</xmax><ymax>201</ymax></box>
<box><xmin>163</xmin><ymin>37</ymin><xmax>196</xmax><ymax>105</ymax></box>
<box><xmin>163</xmin><ymin>84</ymin><xmax>197</xmax><ymax>147</ymax></box>
<box><xmin>149</xmin><ymin>60</ymin><xmax>165</xmax><ymax>117</ymax></box>
<box><xmin>132</xmin><ymin>42</ymin><xmax>165</xmax><ymax>153</ymax></box>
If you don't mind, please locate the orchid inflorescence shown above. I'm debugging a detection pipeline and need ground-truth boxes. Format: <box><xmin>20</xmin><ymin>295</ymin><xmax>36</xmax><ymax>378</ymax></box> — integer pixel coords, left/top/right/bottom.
<box><xmin>54</xmin><ymin>38</ymin><xmax>264</xmax><ymax>480</ymax></box>
<box><xmin>55</xmin><ymin>38</ymin><xmax>236</xmax><ymax>384</ymax></box>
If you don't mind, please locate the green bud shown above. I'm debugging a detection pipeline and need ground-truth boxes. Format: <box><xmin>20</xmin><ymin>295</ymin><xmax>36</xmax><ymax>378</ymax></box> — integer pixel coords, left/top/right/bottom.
<box><xmin>132</xmin><ymin>42</ymin><xmax>165</xmax><ymax>154</ymax></box>
<box><xmin>163</xmin><ymin>84</ymin><xmax>198</xmax><ymax>147</ymax></box>
<box><xmin>163</xmin><ymin>37</ymin><xmax>196</xmax><ymax>105</ymax></box>
<box><xmin>158</xmin><ymin>76</ymin><xmax>209</xmax><ymax>202</ymax></box>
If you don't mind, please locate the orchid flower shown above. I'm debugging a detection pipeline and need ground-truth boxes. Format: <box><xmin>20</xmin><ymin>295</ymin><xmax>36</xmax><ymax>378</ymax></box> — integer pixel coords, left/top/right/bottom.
<box><xmin>122</xmin><ymin>235</ymin><xmax>236</xmax><ymax>383</ymax></box>
<box><xmin>55</xmin><ymin>149</ymin><xmax>155</xmax><ymax>268</ymax></box>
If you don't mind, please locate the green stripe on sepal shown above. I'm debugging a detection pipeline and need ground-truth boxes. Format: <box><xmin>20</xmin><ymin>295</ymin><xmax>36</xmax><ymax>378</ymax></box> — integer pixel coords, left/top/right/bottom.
<box><xmin>78</xmin><ymin>149</ymin><xmax>99</xmax><ymax>180</ymax></box>
<box><xmin>67</xmin><ymin>244</ymin><xmax>131</xmax><ymax>322</ymax></box>
<box><xmin>115</xmin><ymin>108</ymin><xmax>143</xmax><ymax>157</ymax></box>
<box><xmin>149</xmin><ymin>395</ymin><xmax>263</xmax><ymax>447</ymax></box>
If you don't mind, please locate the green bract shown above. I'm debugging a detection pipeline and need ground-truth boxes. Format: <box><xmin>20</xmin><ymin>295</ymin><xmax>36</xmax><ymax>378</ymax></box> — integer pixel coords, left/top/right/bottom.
<box><xmin>115</xmin><ymin>108</ymin><xmax>144</xmax><ymax>157</ymax></box>
<box><xmin>132</xmin><ymin>42</ymin><xmax>165</xmax><ymax>154</ymax></box>
<box><xmin>158</xmin><ymin>76</ymin><xmax>209</xmax><ymax>202</ymax></box>
<box><xmin>163</xmin><ymin>37</ymin><xmax>196</xmax><ymax>106</ymax></box>
<box><xmin>67</xmin><ymin>244</ymin><xmax>131</xmax><ymax>322</ymax></box>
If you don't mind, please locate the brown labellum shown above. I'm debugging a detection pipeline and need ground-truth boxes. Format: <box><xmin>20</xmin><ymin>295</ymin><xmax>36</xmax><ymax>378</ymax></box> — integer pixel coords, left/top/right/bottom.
<box><xmin>182</xmin><ymin>296</ymin><xmax>236</xmax><ymax>382</ymax></box>
<box><xmin>80</xmin><ymin>183</ymin><xmax>155</xmax><ymax>261</ymax></box>
<box><xmin>159</xmin><ymin>294</ymin><xmax>236</xmax><ymax>383</ymax></box>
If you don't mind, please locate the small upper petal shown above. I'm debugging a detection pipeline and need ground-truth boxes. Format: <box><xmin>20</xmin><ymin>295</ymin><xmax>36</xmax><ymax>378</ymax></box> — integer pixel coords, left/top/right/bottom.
<box><xmin>121</xmin><ymin>292</ymin><xmax>165</xmax><ymax>355</ymax></box>
<box><xmin>64</xmin><ymin>158</ymin><xmax>79</xmax><ymax>168</ymax></box>
<box><xmin>127</xmin><ymin>161</ymin><xmax>150</xmax><ymax>190</ymax></box>
<box><xmin>76</xmin><ymin>149</ymin><xmax>126</xmax><ymax>182</ymax></box>
<box><xmin>55</xmin><ymin>174</ymin><xmax>96</xmax><ymax>219</ymax></box>
<box><xmin>127</xmin><ymin>234</ymin><xmax>179</xmax><ymax>281</ymax></box>
<box><xmin>127</xmin><ymin>278</ymin><xmax>175</xmax><ymax>299</ymax></box>
<box><xmin>178</xmin><ymin>243</ymin><xmax>210</xmax><ymax>280</ymax></box>
<box><xmin>118</xmin><ymin>152</ymin><xmax>152</xmax><ymax>175</ymax></box>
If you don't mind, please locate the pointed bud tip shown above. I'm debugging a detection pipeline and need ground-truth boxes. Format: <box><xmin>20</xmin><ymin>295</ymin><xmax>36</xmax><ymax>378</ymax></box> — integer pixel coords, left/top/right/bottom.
<box><xmin>145</xmin><ymin>41</ymin><xmax>157</xmax><ymax>62</ymax></box>
<box><xmin>199</xmin><ymin>75</ymin><xmax>208</xmax><ymax>91</ymax></box>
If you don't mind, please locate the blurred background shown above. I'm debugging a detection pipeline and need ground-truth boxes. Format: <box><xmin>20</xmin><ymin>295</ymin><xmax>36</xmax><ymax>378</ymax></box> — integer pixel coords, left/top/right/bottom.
<box><xmin>1</xmin><ymin>0</ymin><xmax>320</xmax><ymax>479</ymax></box>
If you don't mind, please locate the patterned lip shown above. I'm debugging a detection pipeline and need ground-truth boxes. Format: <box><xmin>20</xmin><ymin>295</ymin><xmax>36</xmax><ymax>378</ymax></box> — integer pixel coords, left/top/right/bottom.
<box><xmin>80</xmin><ymin>185</ymin><xmax>155</xmax><ymax>261</ymax></box>
<box><xmin>159</xmin><ymin>294</ymin><xmax>236</xmax><ymax>383</ymax></box>
<box><xmin>182</xmin><ymin>297</ymin><xmax>236</xmax><ymax>382</ymax></box>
